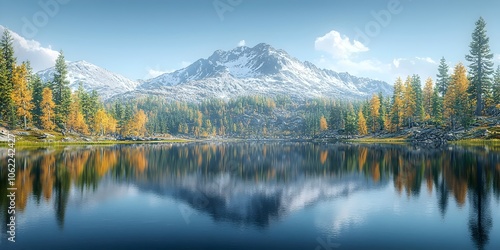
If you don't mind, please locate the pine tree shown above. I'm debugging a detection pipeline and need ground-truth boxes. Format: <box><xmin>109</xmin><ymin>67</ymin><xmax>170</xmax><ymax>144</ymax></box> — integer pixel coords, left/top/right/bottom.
<box><xmin>369</xmin><ymin>94</ymin><xmax>380</xmax><ymax>132</ymax></box>
<box><xmin>431</xmin><ymin>88</ymin><xmax>443</xmax><ymax>126</ymax></box>
<box><xmin>0</xmin><ymin>29</ymin><xmax>16</xmax><ymax>121</ymax></box>
<box><xmin>52</xmin><ymin>51</ymin><xmax>72</xmax><ymax>127</ymax></box>
<box><xmin>357</xmin><ymin>109</ymin><xmax>368</xmax><ymax>135</ymax></box>
<box><xmin>423</xmin><ymin>77</ymin><xmax>434</xmax><ymax>121</ymax></box>
<box><xmin>11</xmin><ymin>64</ymin><xmax>33</xmax><ymax>129</ymax></box>
<box><xmin>31</xmin><ymin>75</ymin><xmax>44</xmax><ymax>127</ymax></box>
<box><xmin>436</xmin><ymin>57</ymin><xmax>450</xmax><ymax>96</ymax></box>
<box><xmin>344</xmin><ymin>103</ymin><xmax>357</xmax><ymax>137</ymax></box>
<box><xmin>466</xmin><ymin>17</ymin><xmax>494</xmax><ymax>116</ymax></box>
<box><xmin>41</xmin><ymin>87</ymin><xmax>56</xmax><ymax>130</ymax></box>
<box><xmin>412</xmin><ymin>75</ymin><xmax>424</xmax><ymax>122</ymax></box>
<box><xmin>493</xmin><ymin>66</ymin><xmax>500</xmax><ymax>108</ymax></box>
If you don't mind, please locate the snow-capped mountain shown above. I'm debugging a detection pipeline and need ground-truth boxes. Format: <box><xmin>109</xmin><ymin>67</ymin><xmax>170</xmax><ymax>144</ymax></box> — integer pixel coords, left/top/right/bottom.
<box><xmin>135</xmin><ymin>43</ymin><xmax>392</xmax><ymax>101</ymax></box>
<box><xmin>37</xmin><ymin>60</ymin><xmax>140</xmax><ymax>100</ymax></box>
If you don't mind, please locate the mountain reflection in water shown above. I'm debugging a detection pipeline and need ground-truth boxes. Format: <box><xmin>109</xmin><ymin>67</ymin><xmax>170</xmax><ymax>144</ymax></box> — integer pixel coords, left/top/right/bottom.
<box><xmin>0</xmin><ymin>142</ymin><xmax>499</xmax><ymax>249</ymax></box>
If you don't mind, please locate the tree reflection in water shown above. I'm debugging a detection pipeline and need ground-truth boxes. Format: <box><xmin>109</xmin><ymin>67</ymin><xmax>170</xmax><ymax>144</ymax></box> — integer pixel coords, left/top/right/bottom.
<box><xmin>0</xmin><ymin>143</ymin><xmax>499</xmax><ymax>245</ymax></box>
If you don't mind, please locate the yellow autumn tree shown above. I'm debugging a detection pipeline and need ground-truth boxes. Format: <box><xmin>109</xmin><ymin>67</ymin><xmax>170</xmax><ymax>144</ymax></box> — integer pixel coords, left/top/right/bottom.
<box><xmin>106</xmin><ymin>115</ymin><xmax>117</xmax><ymax>134</ymax></box>
<box><xmin>369</xmin><ymin>94</ymin><xmax>380</xmax><ymax>132</ymax></box>
<box><xmin>67</xmin><ymin>94</ymin><xmax>89</xmax><ymax>134</ymax></box>
<box><xmin>11</xmin><ymin>64</ymin><xmax>33</xmax><ymax>129</ymax></box>
<box><xmin>40</xmin><ymin>87</ymin><xmax>56</xmax><ymax>130</ymax></box>
<box><xmin>389</xmin><ymin>77</ymin><xmax>404</xmax><ymax>132</ymax></box>
<box><xmin>319</xmin><ymin>115</ymin><xmax>328</xmax><ymax>131</ymax></box>
<box><xmin>124</xmin><ymin>109</ymin><xmax>148</xmax><ymax>136</ymax></box>
<box><xmin>403</xmin><ymin>76</ymin><xmax>416</xmax><ymax>127</ymax></box>
<box><xmin>358</xmin><ymin>109</ymin><xmax>368</xmax><ymax>135</ymax></box>
<box><xmin>444</xmin><ymin>63</ymin><xmax>471</xmax><ymax>129</ymax></box>
<box><xmin>423</xmin><ymin>77</ymin><xmax>434</xmax><ymax>121</ymax></box>
<box><xmin>93</xmin><ymin>109</ymin><xmax>108</xmax><ymax>135</ymax></box>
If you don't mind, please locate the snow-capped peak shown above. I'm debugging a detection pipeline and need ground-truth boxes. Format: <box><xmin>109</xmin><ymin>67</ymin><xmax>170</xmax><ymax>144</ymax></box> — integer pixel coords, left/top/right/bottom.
<box><xmin>37</xmin><ymin>60</ymin><xmax>140</xmax><ymax>100</ymax></box>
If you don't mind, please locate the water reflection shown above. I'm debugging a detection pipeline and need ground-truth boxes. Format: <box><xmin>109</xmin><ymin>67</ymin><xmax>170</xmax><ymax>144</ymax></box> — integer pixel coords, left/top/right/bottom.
<box><xmin>0</xmin><ymin>143</ymin><xmax>499</xmax><ymax>247</ymax></box>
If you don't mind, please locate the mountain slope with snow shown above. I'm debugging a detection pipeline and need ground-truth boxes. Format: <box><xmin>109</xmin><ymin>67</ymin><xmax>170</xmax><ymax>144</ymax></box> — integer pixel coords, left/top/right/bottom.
<box><xmin>37</xmin><ymin>61</ymin><xmax>140</xmax><ymax>100</ymax></box>
<box><xmin>135</xmin><ymin>43</ymin><xmax>392</xmax><ymax>102</ymax></box>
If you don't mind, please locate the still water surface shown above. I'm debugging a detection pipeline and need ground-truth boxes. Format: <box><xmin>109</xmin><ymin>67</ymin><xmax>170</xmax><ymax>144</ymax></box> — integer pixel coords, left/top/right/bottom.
<box><xmin>0</xmin><ymin>142</ymin><xmax>499</xmax><ymax>249</ymax></box>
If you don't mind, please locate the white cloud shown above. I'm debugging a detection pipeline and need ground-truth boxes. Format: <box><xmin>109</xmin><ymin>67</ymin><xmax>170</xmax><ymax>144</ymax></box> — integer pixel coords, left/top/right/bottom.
<box><xmin>181</xmin><ymin>61</ymin><xmax>191</xmax><ymax>68</ymax></box>
<box><xmin>315</xmin><ymin>30</ymin><xmax>369</xmax><ymax>59</ymax></box>
<box><xmin>145</xmin><ymin>61</ymin><xmax>192</xmax><ymax>79</ymax></box>
<box><xmin>238</xmin><ymin>40</ymin><xmax>246</xmax><ymax>47</ymax></box>
<box><xmin>0</xmin><ymin>25</ymin><xmax>58</xmax><ymax>72</ymax></box>
<box><xmin>146</xmin><ymin>69</ymin><xmax>171</xmax><ymax>79</ymax></box>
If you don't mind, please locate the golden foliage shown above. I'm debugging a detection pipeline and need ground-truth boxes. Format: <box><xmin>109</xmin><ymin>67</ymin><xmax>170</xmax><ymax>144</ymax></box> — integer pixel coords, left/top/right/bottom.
<box><xmin>357</xmin><ymin>109</ymin><xmax>368</xmax><ymax>135</ymax></box>
<box><xmin>40</xmin><ymin>87</ymin><xmax>56</xmax><ymax>130</ymax></box>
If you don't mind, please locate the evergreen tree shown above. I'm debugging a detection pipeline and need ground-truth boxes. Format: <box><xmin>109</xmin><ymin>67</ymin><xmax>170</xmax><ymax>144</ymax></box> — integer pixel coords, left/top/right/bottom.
<box><xmin>466</xmin><ymin>17</ymin><xmax>494</xmax><ymax>116</ymax></box>
<box><xmin>344</xmin><ymin>103</ymin><xmax>357</xmax><ymax>137</ymax></box>
<box><xmin>492</xmin><ymin>66</ymin><xmax>500</xmax><ymax>107</ymax></box>
<box><xmin>390</xmin><ymin>77</ymin><xmax>404</xmax><ymax>132</ymax></box>
<box><xmin>1</xmin><ymin>29</ymin><xmax>16</xmax><ymax>83</ymax></box>
<box><xmin>52</xmin><ymin>51</ymin><xmax>72</xmax><ymax>127</ymax></box>
<box><xmin>31</xmin><ymin>75</ymin><xmax>45</xmax><ymax>127</ymax></box>
<box><xmin>411</xmin><ymin>74</ymin><xmax>424</xmax><ymax>122</ymax></box>
<box><xmin>431</xmin><ymin>88</ymin><xmax>443</xmax><ymax>126</ymax></box>
<box><xmin>0</xmin><ymin>29</ymin><xmax>16</xmax><ymax>121</ymax></box>
<box><xmin>436</xmin><ymin>57</ymin><xmax>450</xmax><ymax>96</ymax></box>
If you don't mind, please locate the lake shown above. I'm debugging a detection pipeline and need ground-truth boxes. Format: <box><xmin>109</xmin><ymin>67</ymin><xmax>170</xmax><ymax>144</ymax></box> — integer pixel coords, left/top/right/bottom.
<box><xmin>0</xmin><ymin>142</ymin><xmax>499</xmax><ymax>249</ymax></box>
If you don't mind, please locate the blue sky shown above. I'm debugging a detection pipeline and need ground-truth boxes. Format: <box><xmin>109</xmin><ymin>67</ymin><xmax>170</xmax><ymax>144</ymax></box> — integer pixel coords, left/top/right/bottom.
<box><xmin>1</xmin><ymin>0</ymin><xmax>500</xmax><ymax>83</ymax></box>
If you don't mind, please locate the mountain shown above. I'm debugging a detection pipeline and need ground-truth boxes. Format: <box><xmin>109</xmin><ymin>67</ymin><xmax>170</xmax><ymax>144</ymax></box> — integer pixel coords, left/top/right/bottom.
<box><xmin>134</xmin><ymin>43</ymin><xmax>392</xmax><ymax>102</ymax></box>
<box><xmin>37</xmin><ymin>60</ymin><xmax>140</xmax><ymax>100</ymax></box>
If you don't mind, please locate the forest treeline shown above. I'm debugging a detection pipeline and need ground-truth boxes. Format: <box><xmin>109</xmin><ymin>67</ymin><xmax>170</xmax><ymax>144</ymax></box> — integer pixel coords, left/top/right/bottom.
<box><xmin>0</xmin><ymin>17</ymin><xmax>499</xmax><ymax>139</ymax></box>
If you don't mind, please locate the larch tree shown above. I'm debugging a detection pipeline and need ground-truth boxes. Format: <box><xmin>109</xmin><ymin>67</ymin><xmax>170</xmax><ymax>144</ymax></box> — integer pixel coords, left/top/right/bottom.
<box><xmin>319</xmin><ymin>115</ymin><xmax>328</xmax><ymax>131</ymax></box>
<box><xmin>369</xmin><ymin>94</ymin><xmax>380</xmax><ymax>132</ymax></box>
<box><xmin>436</xmin><ymin>57</ymin><xmax>450</xmax><ymax>96</ymax></box>
<box><xmin>423</xmin><ymin>77</ymin><xmax>434</xmax><ymax>121</ymax></box>
<box><xmin>403</xmin><ymin>76</ymin><xmax>416</xmax><ymax>127</ymax></box>
<box><xmin>11</xmin><ymin>64</ymin><xmax>33</xmax><ymax>129</ymax></box>
<box><xmin>390</xmin><ymin>77</ymin><xmax>404</xmax><ymax>132</ymax></box>
<box><xmin>357</xmin><ymin>109</ymin><xmax>368</xmax><ymax>135</ymax></box>
<box><xmin>67</xmin><ymin>93</ymin><xmax>89</xmax><ymax>134</ymax></box>
<box><xmin>444</xmin><ymin>63</ymin><xmax>472</xmax><ymax>129</ymax></box>
<box><xmin>41</xmin><ymin>87</ymin><xmax>56</xmax><ymax>130</ymax></box>
<box><xmin>93</xmin><ymin>109</ymin><xmax>109</xmax><ymax>136</ymax></box>
<box><xmin>466</xmin><ymin>17</ymin><xmax>494</xmax><ymax>116</ymax></box>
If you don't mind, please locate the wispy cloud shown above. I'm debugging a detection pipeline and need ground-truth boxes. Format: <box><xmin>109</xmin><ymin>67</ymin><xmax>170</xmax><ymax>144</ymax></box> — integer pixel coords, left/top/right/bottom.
<box><xmin>0</xmin><ymin>25</ymin><xmax>58</xmax><ymax>72</ymax></box>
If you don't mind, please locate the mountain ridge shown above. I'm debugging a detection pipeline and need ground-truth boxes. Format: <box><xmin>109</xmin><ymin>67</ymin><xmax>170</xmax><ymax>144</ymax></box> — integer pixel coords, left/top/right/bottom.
<box><xmin>135</xmin><ymin>43</ymin><xmax>392</xmax><ymax>101</ymax></box>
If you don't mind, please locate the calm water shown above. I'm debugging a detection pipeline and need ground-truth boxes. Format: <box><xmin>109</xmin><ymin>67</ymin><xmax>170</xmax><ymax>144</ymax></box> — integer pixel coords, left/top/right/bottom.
<box><xmin>0</xmin><ymin>142</ymin><xmax>499</xmax><ymax>250</ymax></box>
